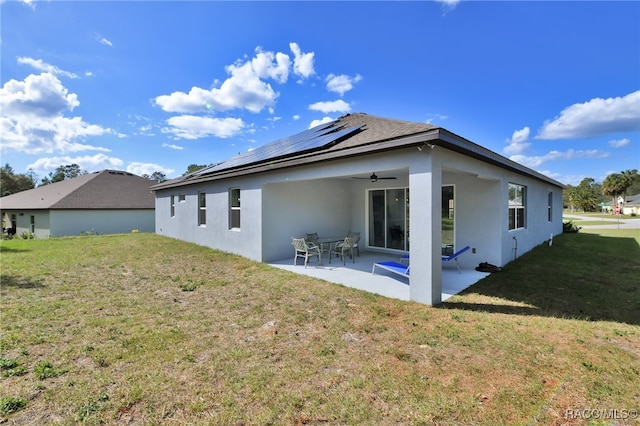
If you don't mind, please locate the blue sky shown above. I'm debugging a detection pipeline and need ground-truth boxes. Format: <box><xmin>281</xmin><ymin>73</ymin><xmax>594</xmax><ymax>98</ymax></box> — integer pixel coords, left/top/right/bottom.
<box><xmin>1</xmin><ymin>0</ymin><xmax>639</xmax><ymax>186</ymax></box>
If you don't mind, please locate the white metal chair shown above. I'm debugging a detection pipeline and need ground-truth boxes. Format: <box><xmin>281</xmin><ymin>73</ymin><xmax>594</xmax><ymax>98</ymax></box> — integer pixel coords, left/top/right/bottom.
<box><xmin>292</xmin><ymin>237</ymin><xmax>321</xmax><ymax>268</ymax></box>
<box><xmin>329</xmin><ymin>236</ymin><xmax>355</xmax><ymax>265</ymax></box>
<box><xmin>306</xmin><ymin>232</ymin><xmax>329</xmax><ymax>258</ymax></box>
<box><xmin>347</xmin><ymin>231</ymin><xmax>360</xmax><ymax>256</ymax></box>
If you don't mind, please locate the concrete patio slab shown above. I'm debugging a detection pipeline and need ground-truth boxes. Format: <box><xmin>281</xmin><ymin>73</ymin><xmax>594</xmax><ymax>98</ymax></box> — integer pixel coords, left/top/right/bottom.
<box><xmin>269</xmin><ymin>251</ymin><xmax>490</xmax><ymax>303</ymax></box>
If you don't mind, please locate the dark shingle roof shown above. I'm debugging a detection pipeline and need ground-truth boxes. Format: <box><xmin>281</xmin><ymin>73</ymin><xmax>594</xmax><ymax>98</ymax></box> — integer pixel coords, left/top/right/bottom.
<box><xmin>0</xmin><ymin>170</ymin><xmax>155</xmax><ymax>210</ymax></box>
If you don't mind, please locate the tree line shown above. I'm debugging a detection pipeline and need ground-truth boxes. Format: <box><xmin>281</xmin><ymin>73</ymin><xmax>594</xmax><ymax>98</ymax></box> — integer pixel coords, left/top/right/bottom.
<box><xmin>564</xmin><ymin>169</ymin><xmax>640</xmax><ymax>212</ymax></box>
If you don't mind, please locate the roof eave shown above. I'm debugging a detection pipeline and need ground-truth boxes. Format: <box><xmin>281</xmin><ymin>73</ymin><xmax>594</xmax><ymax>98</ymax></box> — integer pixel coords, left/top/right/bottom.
<box><xmin>151</xmin><ymin>128</ymin><xmax>565</xmax><ymax>191</ymax></box>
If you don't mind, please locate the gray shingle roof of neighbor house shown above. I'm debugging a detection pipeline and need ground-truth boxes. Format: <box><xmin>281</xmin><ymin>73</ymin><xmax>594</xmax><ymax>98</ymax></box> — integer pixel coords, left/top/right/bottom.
<box><xmin>150</xmin><ymin>112</ymin><xmax>565</xmax><ymax>191</ymax></box>
<box><xmin>0</xmin><ymin>170</ymin><xmax>156</xmax><ymax>210</ymax></box>
<box><xmin>624</xmin><ymin>194</ymin><xmax>640</xmax><ymax>206</ymax></box>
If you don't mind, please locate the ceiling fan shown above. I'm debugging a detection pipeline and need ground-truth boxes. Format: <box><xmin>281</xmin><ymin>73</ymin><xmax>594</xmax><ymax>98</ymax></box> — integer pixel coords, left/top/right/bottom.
<box><xmin>352</xmin><ymin>172</ymin><xmax>397</xmax><ymax>183</ymax></box>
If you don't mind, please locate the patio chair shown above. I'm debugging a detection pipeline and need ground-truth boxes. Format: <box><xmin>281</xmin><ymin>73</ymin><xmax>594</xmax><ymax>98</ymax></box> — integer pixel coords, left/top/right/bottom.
<box><xmin>329</xmin><ymin>236</ymin><xmax>355</xmax><ymax>265</ymax></box>
<box><xmin>307</xmin><ymin>232</ymin><xmax>329</xmax><ymax>258</ymax></box>
<box><xmin>347</xmin><ymin>231</ymin><xmax>361</xmax><ymax>256</ymax></box>
<box><xmin>441</xmin><ymin>245</ymin><xmax>470</xmax><ymax>273</ymax></box>
<box><xmin>305</xmin><ymin>232</ymin><xmax>319</xmax><ymax>244</ymax></box>
<box><xmin>292</xmin><ymin>237</ymin><xmax>321</xmax><ymax>268</ymax></box>
<box><xmin>372</xmin><ymin>260</ymin><xmax>410</xmax><ymax>279</ymax></box>
<box><xmin>399</xmin><ymin>245</ymin><xmax>470</xmax><ymax>273</ymax></box>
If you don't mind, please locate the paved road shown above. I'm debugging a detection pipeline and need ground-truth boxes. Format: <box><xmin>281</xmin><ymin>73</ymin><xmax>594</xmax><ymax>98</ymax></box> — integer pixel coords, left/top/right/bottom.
<box><xmin>564</xmin><ymin>214</ymin><xmax>640</xmax><ymax>230</ymax></box>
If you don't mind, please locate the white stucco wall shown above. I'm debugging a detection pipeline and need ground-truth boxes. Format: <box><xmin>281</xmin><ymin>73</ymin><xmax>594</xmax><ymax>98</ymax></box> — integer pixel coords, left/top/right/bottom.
<box><xmin>155</xmin><ymin>177</ymin><xmax>264</xmax><ymax>260</ymax></box>
<box><xmin>263</xmin><ymin>178</ymin><xmax>352</xmax><ymax>262</ymax></box>
<box><xmin>4</xmin><ymin>209</ymin><xmax>154</xmax><ymax>238</ymax></box>
<box><xmin>50</xmin><ymin>210</ymin><xmax>155</xmax><ymax>236</ymax></box>
<box><xmin>8</xmin><ymin>210</ymin><xmax>51</xmax><ymax>238</ymax></box>
<box><xmin>437</xmin><ymin>148</ymin><xmax>563</xmax><ymax>267</ymax></box>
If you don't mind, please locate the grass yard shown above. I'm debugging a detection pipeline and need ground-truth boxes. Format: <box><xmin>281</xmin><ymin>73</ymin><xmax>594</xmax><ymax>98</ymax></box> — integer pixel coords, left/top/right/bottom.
<box><xmin>1</xmin><ymin>231</ymin><xmax>639</xmax><ymax>425</ymax></box>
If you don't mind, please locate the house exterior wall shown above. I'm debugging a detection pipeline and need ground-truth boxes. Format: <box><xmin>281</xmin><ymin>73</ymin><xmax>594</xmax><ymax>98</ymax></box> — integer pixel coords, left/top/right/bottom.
<box><xmin>263</xmin><ymin>178</ymin><xmax>351</xmax><ymax>262</ymax></box>
<box><xmin>1</xmin><ymin>209</ymin><xmax>154</xmax><ymax>238</ymax></box>
<box><xmin>154</xmin><ymin>144</ymin><xmax>563</xmax><ymax>305</ymax></box>
<box><xmin>156</xmin><ymin>177</ymin><xmax>264</xmax><ymax>260</ymax></box>
<box><xmin>5</xmin><ymin>210</ymin><xmax>51</xmax><ymax>238</ymax></box>
<box><xmin>50</xmin><ymin>210</ymin><xmax>155</xmax><ymax>236</ymax></box>
<box><xmin>436</xmin><ymin>148</ymin><xmax>563</xmax><ymax>267</ymax></box>
<box><xmin>499</xmin><ymin>174</ymin><xmax>563</xmax><ymax>264</ymax></box>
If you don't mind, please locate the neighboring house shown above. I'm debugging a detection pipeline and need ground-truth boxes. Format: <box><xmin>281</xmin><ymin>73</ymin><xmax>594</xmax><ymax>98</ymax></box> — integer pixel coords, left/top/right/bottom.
<box><xmin>621</xmin><ymin>194</ymin><xmax>640</xmax><ymax>215</ymax></box>
<box><xmin>602</xmin><ymin>194</ymin><xmax>640</xmax><ymax>215</ymax></box>
<box><xmin>151</xmin><ymin>113</ymin><xmax>564</xmax><ymax>305</ymax></box>
<box><xmin>0</xmin><ymin>170</ymin><xmax>155</xmax><ymax>238</ymax></box>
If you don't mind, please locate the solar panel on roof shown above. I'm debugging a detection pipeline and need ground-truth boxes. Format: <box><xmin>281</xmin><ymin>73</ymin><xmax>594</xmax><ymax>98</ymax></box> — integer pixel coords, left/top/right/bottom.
<box><xmin>189</xmin><ymin>119</ymin><xmax>362</xmax><ymax>177</ymax></box>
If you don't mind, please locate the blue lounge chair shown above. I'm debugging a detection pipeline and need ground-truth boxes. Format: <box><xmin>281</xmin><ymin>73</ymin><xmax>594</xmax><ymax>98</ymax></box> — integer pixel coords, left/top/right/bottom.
<box><xmin>398</xmin><ymin>245</ymin><xmax>471</xmax><ymax>274</ymax></box>
<box><xmin>372</xmin><ymin>261</ymin><xmax>410</xmax><ymax>279</ymax></box>
<box><xmin>441</xmin><ymin>245</ymin><xmax>470</xmax><ymax>273</ymax></box>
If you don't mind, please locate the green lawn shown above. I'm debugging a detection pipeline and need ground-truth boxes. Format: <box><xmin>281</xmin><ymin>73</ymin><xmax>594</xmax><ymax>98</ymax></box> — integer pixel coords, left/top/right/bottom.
<box><xmin>1</xmin><ymin>231</ymin><xmax>638</xmax><ymax>425</ymax></box>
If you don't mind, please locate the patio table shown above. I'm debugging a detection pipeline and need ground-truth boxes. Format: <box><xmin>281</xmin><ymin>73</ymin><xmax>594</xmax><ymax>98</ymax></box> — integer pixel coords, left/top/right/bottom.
<box><xmin>315</xmin><ymin>236</ymin><xmax>345</xmax><ymax>259</ymax></box>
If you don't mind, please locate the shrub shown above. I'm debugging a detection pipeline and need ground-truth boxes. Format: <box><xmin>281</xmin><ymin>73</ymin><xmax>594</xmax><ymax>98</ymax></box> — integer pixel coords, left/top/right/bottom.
<box><xmin>18</xmin><ymin>231</ymin><xmax>35</xmax><ymax>239</ymax></box>
<box><xmin>563</xmin><ymin>220</ymin><xmax>581</xmax><ymax>233</ymax></box>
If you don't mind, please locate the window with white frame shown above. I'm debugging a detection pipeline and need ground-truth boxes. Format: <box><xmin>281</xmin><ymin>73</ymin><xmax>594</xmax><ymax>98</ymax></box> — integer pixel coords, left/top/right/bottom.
<box><xmin>508</xmin><ymin>183</ymin><xmax>526</xmax><ymax>230</ymax></box>
<box><xmin>198</xmin><ymin>191</ymin><xmax>206</xmax><ymax>226</ymax></box>
<box><xmin>229</xmin><ymin>188</ymin><xmax>240</xmax><ymax>229</ymax></box>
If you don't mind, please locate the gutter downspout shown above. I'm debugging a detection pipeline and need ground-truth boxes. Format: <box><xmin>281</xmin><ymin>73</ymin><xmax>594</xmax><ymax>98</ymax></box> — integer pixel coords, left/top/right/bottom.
<box><xmin>512</xmin><ymin>236</ymin><xmax>518</xmax><ymax>261</ymax></box>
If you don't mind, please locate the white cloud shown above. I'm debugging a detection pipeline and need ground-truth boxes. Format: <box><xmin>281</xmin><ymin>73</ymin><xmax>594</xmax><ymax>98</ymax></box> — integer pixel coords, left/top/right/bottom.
<box><xmin>292</xmin><ymin>114</ymin><xmax>300</xmax><ymax>121</ymax></box>
<box><xmin>510</xmin><ymin>149</ymin><xmax>609</xmax><ymax>169</ymax></box>
<box><xmin>1</xmin><ymin>72</ymin><xmax>79</xmax><ymax>117</ymax></box>
<box><xmin>425</xmin><ymin>113</ymin><xmax>449</xmax><ymax>124</ymax></box>
<box><xmin>154</xmin><ymin>45</ymin><xmax>301</xmax><ymax>114</ymax></box>
<box><xmin>290</xmin><ymin>42</ymin><xmax>315</xmax><ymax>79</ymax></box>
<box><xmin>17</xmin><ymin>57</ymin><xmax>79</xmax><ymax>79</ymax></box>
<box><xmin>161</xmin><ymin>115</ymin><xmax>245</xmax><ymax>140</ymax></box>
<box><xmin>126</xmin><ymin>162</ymin><xmax>174</xmax><ymax>177</ymax></box>
<box><xmin>99</xmin><ymin>37</ymin><xmax>113</xmax><ymax>47</ymax></box>
<box><xmin>537</xmin><ymin>90</ymin><xmax>640</xmax><ymax>140</ymax></box>
<box><xmin>308</xmin><ymin>100</ymin><xmax>351</xmax><ymax>114</ymax></box>
<box><xmin>435</xmin><ymin>0</ymin><xmax>461</xmax><ymax>13</ymax></box>
<box><xmin>27</xmin><ymin>153</ymin><xmax>123</xmax><ymax>175</ymax></box>
<box><xmin>609</xmin><ymin>138</ymin><xmax>631</xmax><ymax>148</ymax></box>
<box><xmin>14</xmin><ymin>0</ymin><xmax>36</xmax><ymax>10</ymax></box>
<box><xmin>503</xmin><ymin>126</ymin><xmax>531</xmax><ymax>156</ymax></box>
<box><xmin>326</xmin><ymin>73</ymin><xmax>362</xmax><ymax>96</ymax></box>
<box><xmin>162</xmin><ymin>143</ymin><xmax>183</xmax><ymax>150</ymax></box>
<box><xmin>309</xmin><ymin>116</ymin><xmax>334</xmax><ymax>129</ymax></box>
<box><xmin>251</xmin><ymin>47</ymin><xmax>290</xmax><ymax>83</ymax></box>
<box><xmin>0</xmin><ymin>72</ymin><xmax>112</xmax><ymax>154</ymax></box>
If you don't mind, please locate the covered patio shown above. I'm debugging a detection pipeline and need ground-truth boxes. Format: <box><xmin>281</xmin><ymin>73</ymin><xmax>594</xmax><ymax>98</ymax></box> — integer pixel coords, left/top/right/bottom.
<box><xmin>269</xmin><ymin>250</ymin><xmax>490</xmax><ymax>302</ymax></box>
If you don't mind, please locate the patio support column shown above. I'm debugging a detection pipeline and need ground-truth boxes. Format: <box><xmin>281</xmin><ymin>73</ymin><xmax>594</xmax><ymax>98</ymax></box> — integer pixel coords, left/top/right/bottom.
<box><xmin>409</xmin><ymin>154</ymin><xmax>442</xmax><ymax>305</ymax></box>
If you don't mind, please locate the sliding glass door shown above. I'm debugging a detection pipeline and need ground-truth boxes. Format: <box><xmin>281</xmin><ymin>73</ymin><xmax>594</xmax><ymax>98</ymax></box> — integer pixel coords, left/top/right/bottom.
<box><xmin>368</xmin><ymin>186</ymin><xmax>454</xmax><ymax>254</ymax></box>
<box><xmin>368</xmin><ymin>188</ymin><xmax>409</xmax><ymax>251</ymax></box>
<box><xmin>442</xmin><ymin>185</ymin><xmax>455</xmax><ymax>255</ymax></box>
